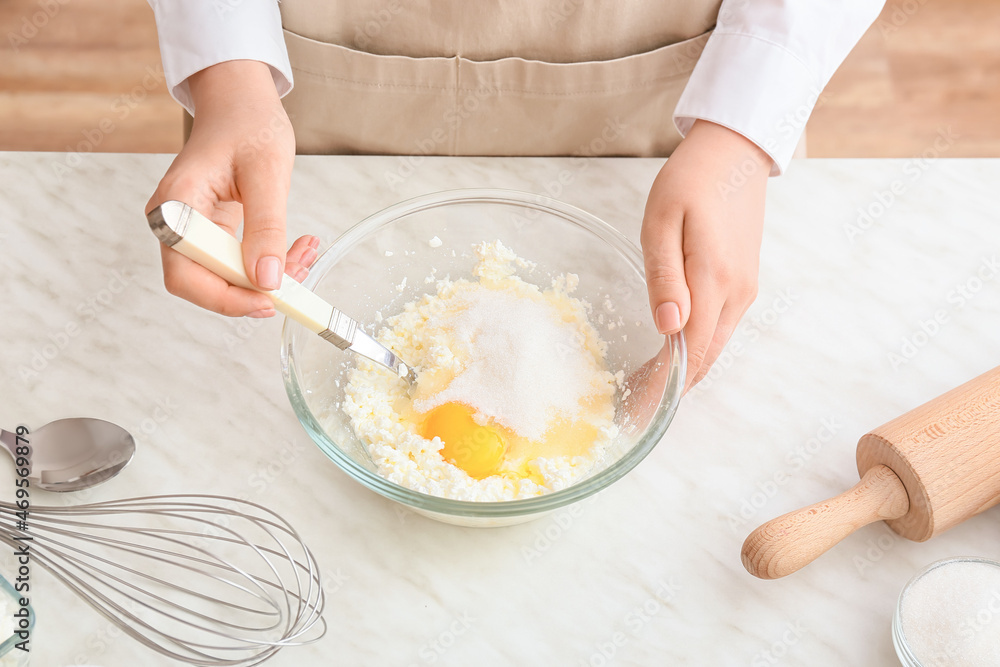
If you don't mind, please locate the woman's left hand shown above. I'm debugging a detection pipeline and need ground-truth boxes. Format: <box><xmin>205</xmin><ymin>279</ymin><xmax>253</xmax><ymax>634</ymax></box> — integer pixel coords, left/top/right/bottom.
<box><xmin>640</xmin><ymin>120</ymin><xmax>772</xmax><ymax>392</ymax></box>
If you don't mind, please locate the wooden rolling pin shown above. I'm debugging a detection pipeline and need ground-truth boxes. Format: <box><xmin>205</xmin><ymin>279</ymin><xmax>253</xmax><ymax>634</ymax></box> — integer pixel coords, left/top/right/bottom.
<box><xmin>742</xmin><ymin>365</ymin><xmax>1000</xmax><ymax>579</ymax></box>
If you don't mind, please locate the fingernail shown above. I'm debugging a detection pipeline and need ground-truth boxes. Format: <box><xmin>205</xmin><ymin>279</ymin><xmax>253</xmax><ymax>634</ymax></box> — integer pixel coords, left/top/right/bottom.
<box><xmin>301</xmin><ymin>248</ymin><xmax>318</xmax><ymax>267</ymax></box>
<box><xmin>655</xmin><ymin>302</ymin><xmax>681</xmax><ymax>334</ymax></box>
<box><xmin>308</xmin><ymin>236</ymin><xmax>321</xmax><ymax>249</ymax></box>
<box><xmin>247</xmin><ymin>308</ymin><xmax>275</xmax><ymax>319</ymax></box>
<box><xmin>256</xmin><ymin>256</ymin><xmax>282</xmax><ymax>290</ymax></box>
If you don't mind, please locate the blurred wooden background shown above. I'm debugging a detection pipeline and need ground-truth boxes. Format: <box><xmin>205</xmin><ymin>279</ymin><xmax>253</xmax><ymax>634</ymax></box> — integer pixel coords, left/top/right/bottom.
<box><xmin>1</xmin><ymin>0</ymin><xmax>998</xmax><ymax>156</ymax></box>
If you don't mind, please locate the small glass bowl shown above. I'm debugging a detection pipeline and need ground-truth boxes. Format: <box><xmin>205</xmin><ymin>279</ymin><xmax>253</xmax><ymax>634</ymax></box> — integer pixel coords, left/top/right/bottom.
<box><xmin>0</xmin><ymin>574</ymin><xmax>32</xmax><ymax>666</ymax></box>
<box><xmin>281</xmin><ymin>189</ymin><xmax>685</xmax><ymax>526</ymax></box>
<box><xmin>893</xmin><ymin>556</ymin><xmax>1000</xmax><ymax>667</ymax></box>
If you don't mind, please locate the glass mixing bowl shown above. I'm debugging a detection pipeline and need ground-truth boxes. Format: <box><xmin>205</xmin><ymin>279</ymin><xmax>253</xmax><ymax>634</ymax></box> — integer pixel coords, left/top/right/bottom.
<box><xmin>281</xmin><ymin>189</ymin><xmax>685</xmax><ymax>526</ymax></box>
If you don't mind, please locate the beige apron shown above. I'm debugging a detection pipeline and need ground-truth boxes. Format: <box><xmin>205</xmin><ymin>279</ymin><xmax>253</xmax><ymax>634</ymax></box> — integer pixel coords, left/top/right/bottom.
<box><xmin>278</xmin><ymin>1</ymin><xmax>721</xmax><ymax>157</ymax></box>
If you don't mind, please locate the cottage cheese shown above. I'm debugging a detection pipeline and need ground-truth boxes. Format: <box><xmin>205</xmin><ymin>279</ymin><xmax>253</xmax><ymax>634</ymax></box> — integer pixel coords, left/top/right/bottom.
<box><xmin>341</xmin><ymin>241</ymin><xmax>619</xmax><ymax>501</ymax></box>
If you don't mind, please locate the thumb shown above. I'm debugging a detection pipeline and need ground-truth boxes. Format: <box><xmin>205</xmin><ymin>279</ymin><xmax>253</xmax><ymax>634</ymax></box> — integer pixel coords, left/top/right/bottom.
<box><xmin>237</xmin><ymin>161</ymin><xmax>290</xmax><ymax>291</ymax></box>
<box><xmin>641</xmin><ymin>211</ymin><xmax>691</xmax><ymax>335</ymax></box>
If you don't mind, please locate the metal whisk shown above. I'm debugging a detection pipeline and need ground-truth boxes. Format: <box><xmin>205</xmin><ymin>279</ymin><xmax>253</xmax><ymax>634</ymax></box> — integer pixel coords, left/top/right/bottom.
<box><xmin>0</xmin><ymin>494</ymin><xmax>326</xmax><ymax>665</ymax></box>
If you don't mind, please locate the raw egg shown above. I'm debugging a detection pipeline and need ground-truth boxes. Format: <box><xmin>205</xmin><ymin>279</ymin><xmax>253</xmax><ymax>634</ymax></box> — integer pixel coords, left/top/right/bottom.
<box><xmin>421</xmin><ymin>403</ymin><xmax>506</xmax><ymax>479</ymax></box>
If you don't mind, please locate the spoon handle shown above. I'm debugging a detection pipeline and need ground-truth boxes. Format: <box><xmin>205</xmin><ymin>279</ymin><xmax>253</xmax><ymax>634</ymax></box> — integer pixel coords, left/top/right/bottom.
<box><xmin>147</xmin><ymin>201</ymin><xmax>340</xmax><ymax>338</ymax></box>
<box><xmin>0</xmin><ymin>429</ymin><xmax>18</xmax><ymax>461</ymax></box>
<box><xmin>146</xmin><ymin>201</ymin><xmax>415</xmax><ymax>382</ymax></box>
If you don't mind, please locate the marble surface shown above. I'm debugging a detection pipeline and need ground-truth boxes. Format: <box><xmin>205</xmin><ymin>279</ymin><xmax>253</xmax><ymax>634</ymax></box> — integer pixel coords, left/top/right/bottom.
<box><xmin>0</xmin><ymin>152</ymin><xmax>998</xmax><ymax>666</ymax></box>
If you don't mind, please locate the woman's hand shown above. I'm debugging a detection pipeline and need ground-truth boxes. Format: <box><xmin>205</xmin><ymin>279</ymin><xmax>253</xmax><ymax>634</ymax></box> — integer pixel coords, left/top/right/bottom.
<box><xmin>641</xmin><ymin>120</ymin><xmax>771</xmax><ymax>392</ymax></box>
<box><xmin>145</xmin><ymin>60</ymin><xmax>315</xmax><ymax>318</ymax></box>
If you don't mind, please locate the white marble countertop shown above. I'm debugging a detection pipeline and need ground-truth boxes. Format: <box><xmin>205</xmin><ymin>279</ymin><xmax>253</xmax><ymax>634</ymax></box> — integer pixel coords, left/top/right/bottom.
<box><xmin>1</xmin><ymin>152</ymin><xmax>998</xmax><ymax>666</ymax></box>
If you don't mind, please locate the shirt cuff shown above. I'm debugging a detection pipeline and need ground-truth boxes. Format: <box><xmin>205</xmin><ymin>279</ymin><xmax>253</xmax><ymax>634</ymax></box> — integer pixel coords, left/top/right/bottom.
<box><xmin>674</xmin><ymin>31</ymin><xmax>822</xmax><ymax>176</ymax></box>
<box><xmin>148</xmin><ymin>0</ymin><xmax>293</xmax><ymax>116</ymax></box>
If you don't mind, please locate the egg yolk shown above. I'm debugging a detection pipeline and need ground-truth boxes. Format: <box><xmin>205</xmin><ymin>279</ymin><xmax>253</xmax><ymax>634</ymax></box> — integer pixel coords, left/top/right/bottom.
<box><xmin>421</xmin><ymin>403</ymin><xmax>506</xmax><ymax>479</ymax></box>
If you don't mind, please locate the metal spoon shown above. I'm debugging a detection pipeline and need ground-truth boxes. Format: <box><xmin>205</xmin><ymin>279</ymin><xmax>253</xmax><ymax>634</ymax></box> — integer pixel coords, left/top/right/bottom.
<box><xmin>0</xmin><ymin>418</ymin><xmax>135</xmax><ymax>491</ymax></box>
<box><xmin>147</xmin><ymin>201</ymin><xmax>417</xmax><ymax>385</ymax></box>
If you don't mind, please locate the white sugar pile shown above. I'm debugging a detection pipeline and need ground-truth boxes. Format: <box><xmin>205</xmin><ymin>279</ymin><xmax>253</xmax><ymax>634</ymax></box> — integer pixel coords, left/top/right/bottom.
<box><xmin>412</xmin><ymin>285</ymin><xmax>596</xmax><ymax>441</ymax></box>
<box><xmin>900</xmin><ymin>559</ymin><xmax>1000</xmax><ymax>666</ymax></box>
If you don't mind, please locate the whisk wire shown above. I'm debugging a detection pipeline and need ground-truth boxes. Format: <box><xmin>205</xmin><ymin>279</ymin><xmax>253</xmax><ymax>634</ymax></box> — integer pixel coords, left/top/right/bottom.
<box><xmin>0</xmin><ymin>512</ymin><xmax>284</xmax><ymax>622</ymax></box>
<box><xmin>0</xmin><ymin>494</ymin><xmax>327</xmax><ymax>665</ymax></box>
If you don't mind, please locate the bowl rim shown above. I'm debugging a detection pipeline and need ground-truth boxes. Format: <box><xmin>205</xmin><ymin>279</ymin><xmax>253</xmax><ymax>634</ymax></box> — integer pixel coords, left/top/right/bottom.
<box><xmin>281</xmin><ymin>187</ymin><xmax>685</xmax><ymax>518</ymax></box>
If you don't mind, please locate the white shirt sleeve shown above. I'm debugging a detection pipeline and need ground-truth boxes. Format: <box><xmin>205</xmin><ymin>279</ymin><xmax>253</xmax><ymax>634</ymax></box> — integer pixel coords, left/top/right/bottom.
<box><xmin>147</xmin><ymin>0</ymin><xmax>292</xmax><ymax>116</ymax></box>
<box><xmin>674</xmin><ymin>0</ymin><xmax>885</xmax><ymax>175</ymax></box>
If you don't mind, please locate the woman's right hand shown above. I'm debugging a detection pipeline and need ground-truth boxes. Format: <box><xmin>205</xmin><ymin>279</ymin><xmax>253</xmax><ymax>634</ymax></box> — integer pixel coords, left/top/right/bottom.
<box><xmin>145</xmin><ymin>60</ymin><xmax>316</xmax><ymax>318</ymax></box>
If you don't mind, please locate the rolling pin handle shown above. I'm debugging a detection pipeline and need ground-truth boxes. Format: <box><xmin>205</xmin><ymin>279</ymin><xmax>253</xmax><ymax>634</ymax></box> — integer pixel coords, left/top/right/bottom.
<box><xmin>741</xmin><ymin>464</ymin><xmax>909</xmax><ymax>580</ymax></box>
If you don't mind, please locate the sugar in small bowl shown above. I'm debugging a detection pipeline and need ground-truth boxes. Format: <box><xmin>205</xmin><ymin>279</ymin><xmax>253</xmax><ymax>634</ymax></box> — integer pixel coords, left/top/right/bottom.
<box><xmin>893</xmin><ymin>557</ymin><xmax>1000</xmax><ymax>667</ymax></box>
